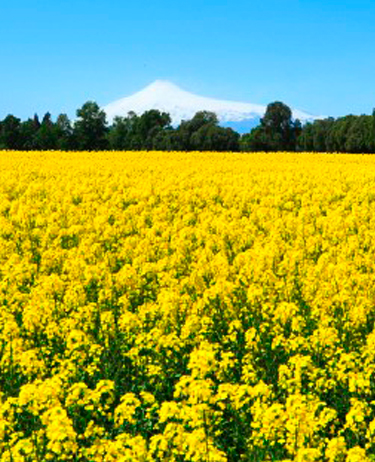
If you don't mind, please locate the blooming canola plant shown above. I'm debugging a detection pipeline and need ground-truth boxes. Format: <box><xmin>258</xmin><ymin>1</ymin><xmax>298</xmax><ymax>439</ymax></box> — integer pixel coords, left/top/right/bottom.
<box><xmin>0</xmin><ymin>150</ymin><xmax>375</xmax><ymax>461</ymax></box>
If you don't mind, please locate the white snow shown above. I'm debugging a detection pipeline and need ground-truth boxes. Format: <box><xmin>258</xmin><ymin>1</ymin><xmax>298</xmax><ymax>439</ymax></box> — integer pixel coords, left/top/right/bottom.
<box><xmin>103</xmin><ymin>80</ymin><xmax>321</xmax><ymax>126</ymax></box>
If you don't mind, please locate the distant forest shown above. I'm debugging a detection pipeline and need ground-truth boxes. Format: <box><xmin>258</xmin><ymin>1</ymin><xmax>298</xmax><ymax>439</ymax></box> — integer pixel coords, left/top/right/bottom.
<box><xmin>0</xmin><ymin>100</ymin><xmax>374</xmax><ymax>153</ymax></box>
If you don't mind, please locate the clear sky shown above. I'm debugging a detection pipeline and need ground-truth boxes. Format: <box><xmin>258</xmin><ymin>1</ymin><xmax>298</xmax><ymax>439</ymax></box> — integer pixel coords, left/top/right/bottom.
<box><xmin>1</xmin><ymin>0</ymin><xmax>375</xmax><ymax>120</ymax></box>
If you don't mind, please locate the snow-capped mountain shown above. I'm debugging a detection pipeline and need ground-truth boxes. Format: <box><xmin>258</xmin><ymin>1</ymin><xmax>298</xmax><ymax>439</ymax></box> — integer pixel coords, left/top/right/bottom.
<box><xmin>103</xmin><ymin>80</ymin><xmax>320</xmax><ymax>133</ymax></box>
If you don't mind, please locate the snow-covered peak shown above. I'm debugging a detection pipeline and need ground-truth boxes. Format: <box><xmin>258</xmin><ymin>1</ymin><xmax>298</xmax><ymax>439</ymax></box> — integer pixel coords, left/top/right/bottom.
<box><xmin>141</xmin><ymin>80</ymin><xmax>186</xmax><ymax>94</ymax></box>
<box><xmin>103</xmin><ymin>80</ymin><xmax>321</xmax><ymax>131</ymax></box>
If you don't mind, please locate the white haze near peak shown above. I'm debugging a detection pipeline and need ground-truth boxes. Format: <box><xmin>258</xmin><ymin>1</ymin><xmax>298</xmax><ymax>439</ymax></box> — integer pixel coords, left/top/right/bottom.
<box><xmin>103</xmin><ymin>80</ymin><xmax>322</xmax><ymax>132</ymax></box>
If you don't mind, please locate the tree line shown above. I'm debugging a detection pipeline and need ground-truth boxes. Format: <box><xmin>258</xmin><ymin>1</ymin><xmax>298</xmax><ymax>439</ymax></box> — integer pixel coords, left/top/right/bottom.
<box><xmin>0</xmin><ymin>102</ymin><xmax>239</xmax><ymax>152</ymax></box>
<box><xmin>0</xmin><ymin>100</ymin><xmax>374</xmax><ymax>152</ymax></box>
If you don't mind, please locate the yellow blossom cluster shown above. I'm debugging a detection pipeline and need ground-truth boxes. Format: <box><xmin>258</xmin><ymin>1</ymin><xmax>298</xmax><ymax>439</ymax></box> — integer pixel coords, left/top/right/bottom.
<box><xmin>1</xmin><ymin>150</ymin><xmax>375</xmax><ymax>461</ymax></box>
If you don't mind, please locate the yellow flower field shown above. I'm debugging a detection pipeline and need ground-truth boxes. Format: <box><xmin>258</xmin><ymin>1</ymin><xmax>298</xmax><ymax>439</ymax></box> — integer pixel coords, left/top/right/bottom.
<box><xmin>1</xmin><ymin>150</ymin><xmax>375</xmax><ymax>461</ymax></box>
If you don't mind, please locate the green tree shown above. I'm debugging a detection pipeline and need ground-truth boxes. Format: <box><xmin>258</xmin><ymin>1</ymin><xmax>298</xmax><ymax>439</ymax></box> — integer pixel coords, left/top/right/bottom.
<box><xmin>297</xmin><ymin>122</ymin><xmax>314</xmax><ymax>152</ymax></box>
<box><xmin>108</xmin><ymin>115</ymin><xmax>134</xmax><ymax>150</ymax></box>
<box><xmin>190</xmin><ymin>124</ymin><xmax>239</xmax><ymax>151</ymax></box>
<box><xmin>260</xmin><ymin>101</ymin><xmax>295</xmax><ymax>151</ymax></box>
<box><xmin>74</xmin><ymin>101</ymin><xmax>109</xmax><ymax>150</ymax></box>
<box><xmin>241</xmin><ymin>102</ymin><xmax>300</xmax><ymax>152</ymax></box>
<box><xmin>137</xmin><ymin>110</ymin><xmax>171</xmax><ymax>149</ymax></box>
<box><xmin>345</xmin><ymin>115</ymin><xmax>374</xmax><ymax>153</ymax></box>
<box><xmin>108</xmin><ymin>112</ymin><xmax>143</xmax><ymax>150</ymax></box>
<box><xmin>298</xmin><ymin>116</ymin><xmax>375</xmax><ymax>153</ymax></box>
<box><xmin>19</xmin><ymin>114</ymin><xmax>40</xmax><ymax>150</ymax></box>
<box><xmin>315</xmin><ymin>118</ymin><xmax>335</xmax><ymax>152</ymax></box>
<box><xmin>293</xmin><ymin>119</ymin><xmax>302</xmax><ymax>149</ymax></box>
<box><xmin>177</xmin><ymin>111</ymin><xmax>219</xmax><ymax>150</ymax></box>
<box><xmin>240</xmin><ymin>126</ymin><xmax>270</xmax><ymax>152</ymax></box>
<box><xmin>56</xmin><ymin>114</ymin><xmax>74</xmax><ymax>150</ymax></box>
<box><xmin>326</xmin><ymin>116</ymin><xmax>355</xmax><ymax>152</ymax></box>
<box><xmin>0</xmin><ymin>115</ymin><xmax>23</xmax><ymax>149</ymax></box>
<box><xmin>108</xmin><ymin>110</ymin><xmax>172</xmax><ymax>150</ymax></box>
<box><xmin>34</xmin><ymin>112</ymin><xmax>59</xmax><ymax>150</ymax></box>
<box><xmin>152</xmin><ymin>129</ymin><xmax>183</xmax><ymax>151</ymax></box>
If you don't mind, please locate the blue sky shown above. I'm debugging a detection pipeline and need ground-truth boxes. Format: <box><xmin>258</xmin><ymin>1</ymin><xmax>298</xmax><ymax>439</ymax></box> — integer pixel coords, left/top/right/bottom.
<box><xmin>1</xmin><ymin>0</ymin><xmax>375</xmax><ymax>120</ymax></box>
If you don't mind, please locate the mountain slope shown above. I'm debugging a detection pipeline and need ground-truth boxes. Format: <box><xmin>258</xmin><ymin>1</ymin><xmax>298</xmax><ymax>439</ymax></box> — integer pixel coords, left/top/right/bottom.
<box><xmin>103</xmin><ymin>80</ymin><xmax>321</xmax><ymax>132</ymax></box>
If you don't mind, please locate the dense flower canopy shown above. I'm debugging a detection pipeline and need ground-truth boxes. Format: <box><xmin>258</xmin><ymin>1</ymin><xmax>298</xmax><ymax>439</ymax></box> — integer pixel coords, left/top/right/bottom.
<box><xmin>0</xmin><ymin>150</ymin><xmax>375</xmax><ymax>461</ymax></box>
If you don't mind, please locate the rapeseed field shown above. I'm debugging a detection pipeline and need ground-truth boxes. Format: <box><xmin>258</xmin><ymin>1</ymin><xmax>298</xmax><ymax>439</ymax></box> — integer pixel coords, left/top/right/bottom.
<box><xmin>1</xmin><ymin>150</ymin><xmax>375</xmax><ymax>461</ymax></box>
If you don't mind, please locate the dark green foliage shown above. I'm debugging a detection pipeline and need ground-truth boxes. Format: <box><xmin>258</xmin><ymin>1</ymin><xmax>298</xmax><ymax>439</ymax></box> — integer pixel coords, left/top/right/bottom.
<box><xmin>19</xmin><ymin>114</ymin><xmax>41</xmax><ymax>150</ymax></box>
<box><xmin>136</xmin><ymin>109</ymin><xmax>172</xmax><ymax>149</ymax></box>
<box><xmin>298</xmin><ymin>118</ymin><xmax>335</xmax><ymax>152</ymax></box>
<box><xmin>261</xmin><ymin>101</ymin><xmax>295</xmax><ymax>150</ymax></box>
<box><xmin>298</xmin><ymin>115</ymin><xmax>375</xmax><ymax>153</ymax></box>
<box><xmin>56</xmin><ymin>114</ymin><xmax>75</xmax><ymax>150</ymax></box>
<box><xmin>190</xmin><ymin>124</ymin><xmax>240</xmax><ymax>151</ymax></box>
<box><xmin>34</xmin><ymin>112</ymin><xmax>60</xmax><ymax>150</ymax></box>
<box><xmin>108</xmin><ymin>112</ymin><xmax>139</xmax><ymax>150</ymax></box>
<box><xmin>327</xmin><ymin>115</ymin><xmax>356</xmax><ymax>152</ymax></box>
<box><xmin>345</xmin><ymin>115</ymin><xmax>374</xmax><ymax>153</ymax></box>
<box><xmin>178</xmin><ymin>111</ymin><xmax>219</xmax><ymax>150</ymax></box>
<box><xmin>108</xmin><ymin>109</ymin><xmax>239</xmax><ymax>152</ymax></box>
<box><xmin>1</xmin><ymin>100</ymin><xmax>374</xmax><ymax>153</ymax></box>
<box><xmin>175</xmin><ymin>111</ymin><xmax>239</xmax><ymax>151</ymax></box>
<box><xmin>108</xmin><ymin>110</ymin><xmax>171</xmax><ymax>150</ymax></box>
<box><xmin>298</xmin><ymin>122</ymin><xmax>314</xmax><ymax>152</ymax></box>
<box><xmin>152</xmin><ymin>128</ymin><xmax>183</xmax><ymax>151</ymax></box>
<box><xmin>74</xmin><ymin>101</ymin><xmax>109</xmax><ymax>150</ymax></box>
<box><xmin>0</xmin><ymin>115</ymin><xmax>23</xmax><ymax>149</ymax></box>
<box><xmin>240</xmin><ymin>102</ymin><xmax>300</xmax><ymax>152</ymax></box>
<box><xmin>240</xmin><ymin>126</ymin><xmax>270</xmax><ymax>152</ymax></box>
